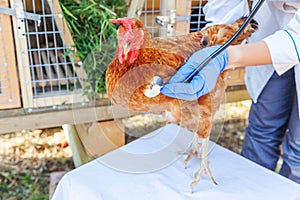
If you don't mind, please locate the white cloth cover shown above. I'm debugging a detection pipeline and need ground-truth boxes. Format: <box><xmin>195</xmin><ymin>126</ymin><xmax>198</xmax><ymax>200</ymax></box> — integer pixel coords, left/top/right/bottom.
<box><xmin>52</xmin><ymin>124</ymin><xmax>300</xmax><ymax>200</ymax></box>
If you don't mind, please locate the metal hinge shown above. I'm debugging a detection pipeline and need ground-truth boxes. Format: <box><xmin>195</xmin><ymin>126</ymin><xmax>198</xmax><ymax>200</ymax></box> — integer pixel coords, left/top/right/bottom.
<box><xmin>156</xmin><ymin>9</ymin><xmax>176</xmax><ymax>36</ymax></box>
<box><xmin>156</xmin><ymin>12</ymin><xmax>190</xmax><ymax>25</ymax></box>
<box><xmin>0</xmin><ymin>6</ymin><xmax>42</xmax><ymax>25</ymax></box>
<box><xmin>156</xmin><ymin>10</ymin><xmax>190</xmax><ymax>36</ymax></box>
<box><xmin>156</xmin><ymin>9</ymin><xmax>177</xmax><ymax>26</ymax></box>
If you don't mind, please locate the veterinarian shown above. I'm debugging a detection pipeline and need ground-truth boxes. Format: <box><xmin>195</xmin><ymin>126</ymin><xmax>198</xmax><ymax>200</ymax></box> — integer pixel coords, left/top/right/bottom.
<box><xmin>162</xmin><ymin>1</ymin><xmax>300</xmax><ymax>184</ymax></box>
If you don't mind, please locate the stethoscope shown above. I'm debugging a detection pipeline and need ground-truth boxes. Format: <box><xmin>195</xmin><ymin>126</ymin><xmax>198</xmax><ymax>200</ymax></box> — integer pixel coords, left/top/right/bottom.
<box><xmin>144</xmin><ymin>0</ymin><xmax>265</xmax><ymax>98</ymax></box>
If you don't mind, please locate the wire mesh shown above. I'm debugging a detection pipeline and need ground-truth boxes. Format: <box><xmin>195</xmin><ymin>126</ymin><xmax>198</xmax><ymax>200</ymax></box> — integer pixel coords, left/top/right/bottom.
<box><xmin>190</xmin><ymin>0</ymin><xmax>207</xmax><ymax>32</ymax></box>
<box><xmin>135</xmin><ymin>0</ymin><xmax>208</xmax><ymax>36</ymax></box>
<box><xmin>23</xmin><ymin>0</ymin><xmax>81</xmax><ymax>99</ymax></box>
<box><xmin>136</xmin><ymin>0</ymin><xmax>161</xmax><ymax>37</ymax></box>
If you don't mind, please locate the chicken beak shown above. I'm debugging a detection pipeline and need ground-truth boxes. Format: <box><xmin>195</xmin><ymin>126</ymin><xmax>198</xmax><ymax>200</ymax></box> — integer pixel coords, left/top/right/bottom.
<box><xmin>123</xmin><ymin>44</ymin><xmax>131</xmax><ymax>59</ymax></box>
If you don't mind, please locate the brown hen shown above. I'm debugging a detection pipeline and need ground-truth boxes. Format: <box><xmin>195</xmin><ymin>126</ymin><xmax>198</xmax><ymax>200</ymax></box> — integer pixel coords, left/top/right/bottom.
<box><xmin>106</xmin><ymin>17</ymin><xmax>257</xmax><ymax>192</ymax></box>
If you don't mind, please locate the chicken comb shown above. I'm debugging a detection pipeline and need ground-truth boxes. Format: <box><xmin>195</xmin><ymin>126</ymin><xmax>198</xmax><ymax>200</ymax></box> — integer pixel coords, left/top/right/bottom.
<box><xmin>110</xmin><ymin>17</ymin><xmax>133</xmax><ymax>31</ymax></box>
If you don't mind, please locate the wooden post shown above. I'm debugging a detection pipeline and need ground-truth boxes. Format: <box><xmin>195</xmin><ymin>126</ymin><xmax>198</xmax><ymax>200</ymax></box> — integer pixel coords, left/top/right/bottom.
<box><xmin>63</xmin><ymin>124</ymin><xmax>91</xmax><ymax>167</ymax></box>
<box><xmin>49</xmin><ymin>0</ymin><xmax>75</xmax><ymax>48</ymax></box>
<box><xmin>0</xmin><ymin>0</ymin><xmax>21</xmax><ymax>109</ymax></box>
<box><xmin>127</xmin><ymin>0</ymin><xmax>145</xmax><ymax>18</ymax></box>
<box><xmin>159</xmin><ymin>0</ymin><xmax>175</xmax><ymax>36</ymax></box>
<box><xmin>175</xmin><ymin>0</ymin><xmax>191</xmax><ymax>35</ymax></box>
<box><xmin>160</xmin><ymin>0</ymin><xmax>176</xmax><ymax>15</ymax></box>
<box><xmin>10</xmin><ymin>0</ymin><xmax>34</xmax><ymax>108</ymax></box>
<box><xmin>63</xmin><ymin>121</ymin><xmax>125</xmax><ymax>167</ymax></box>
<box><xmin>76</xmin><ymin>121</ymin><xmax>125</xmax><ymax>157</ymax></box>
<box><xmin>50</xmin><ymin>0</ymin><xmax>85</xmax><ymax>86</ymax></box>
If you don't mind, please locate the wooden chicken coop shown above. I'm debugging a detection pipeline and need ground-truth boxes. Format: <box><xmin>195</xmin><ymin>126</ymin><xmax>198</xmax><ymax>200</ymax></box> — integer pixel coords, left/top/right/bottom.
<box><xmin>6</xmin><ymin>0</ymin><xmax>87</xmax><ymax>109</ymax></box>
<box><xmin>0</xmin><ymin>0</ymin><xmax>94</xmax><ymax>130</ymax></box>
<box><xmin>0</xmin><ymin>0</ymin><xmax>250</xmax><ymax>167</ymax></box>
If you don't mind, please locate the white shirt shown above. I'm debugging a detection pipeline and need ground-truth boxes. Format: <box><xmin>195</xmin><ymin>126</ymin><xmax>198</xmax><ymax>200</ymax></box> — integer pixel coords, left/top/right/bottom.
<box><xmin>203</xmin><ymin>0</ymin><xmax>300</xmax><ymax>118</ymax></box>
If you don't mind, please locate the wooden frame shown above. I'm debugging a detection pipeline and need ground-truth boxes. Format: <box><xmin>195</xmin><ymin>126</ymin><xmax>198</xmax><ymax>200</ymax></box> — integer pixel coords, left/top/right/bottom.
<box><xmin>127</xmin><ymin>0</ymin><xmax>145</xmax><ymax>18</ymax></box>
<box><xmin>0</xmin><ymin>0</ymin><xmax>21</xmax><ymax>109</ymax></box>
<box><xmin>175</xmin><ymin>0</ymin><xmax>191</xmax><ymax>34</ymax></box>
<box><xmin>226</xmin><ymin>68</ymin><xmax>246</xmax><ymax>86</ymax></box>
<box><xmin>0</xmin><ymin>99</ymin><xmax>131</xmax><ymax>134</ymax></box>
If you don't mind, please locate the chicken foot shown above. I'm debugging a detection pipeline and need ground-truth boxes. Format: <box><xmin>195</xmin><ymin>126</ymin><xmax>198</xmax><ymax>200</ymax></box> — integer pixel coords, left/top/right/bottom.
<box><xmin>191</xmin><ymin>137</ymin><xmax>217</xmax><ymax>192</ymax></box>
<box><xmin>180</xmin><ymin>136</ymin><xmax>217</xmax><ymax>192</ymax></box>
<box><xmin>178</xmin><ymin>135</ymin><xmax>201</xmax><ymax>167</ymax></box>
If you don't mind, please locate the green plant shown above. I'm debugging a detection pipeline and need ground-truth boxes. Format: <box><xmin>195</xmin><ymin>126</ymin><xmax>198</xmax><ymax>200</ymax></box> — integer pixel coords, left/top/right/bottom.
<box><xmin>0</xmin><ymin>171</ymin><xmax>49</xmax><ymax>200</ymax></box>
<box><xmin>59</xmin><ymin>0</ymin><xmax>127</xmax><ymax>96</ymax></box>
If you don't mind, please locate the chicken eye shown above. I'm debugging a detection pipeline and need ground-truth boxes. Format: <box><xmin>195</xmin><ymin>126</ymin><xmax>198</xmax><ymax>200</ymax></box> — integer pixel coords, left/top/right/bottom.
<box><xmin>201</xmin><ymin>38</ymin><xmax>208</xmax><ymax>47</ymax></box>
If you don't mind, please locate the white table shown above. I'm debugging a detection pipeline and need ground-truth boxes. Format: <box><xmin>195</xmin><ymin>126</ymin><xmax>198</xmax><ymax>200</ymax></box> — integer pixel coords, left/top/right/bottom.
<box><xmin>52</xmin><ymin>124</ymin><xmax>300</xmax><ymax>200</ymax></box>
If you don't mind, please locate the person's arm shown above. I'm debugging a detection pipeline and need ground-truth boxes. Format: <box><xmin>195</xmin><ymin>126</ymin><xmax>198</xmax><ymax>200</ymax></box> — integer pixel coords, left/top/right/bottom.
<box><xmin>261</xmin><ymin>8</ymin><xmax>300</xmax><ymax>75</ymax></box>
<box><xmin>161</xmin><ymin>4</ymin><xmax>300</xmax><ymax>101</ymax></box>
<box><xmin>227</xmin><ymin>6</ymin><xmax>300</xmax><ymax>73</ymax></box>
<box><xmin>226</xmin><ymin>40</ymin><xmax>272</xmax><ymax>69</ymax></box>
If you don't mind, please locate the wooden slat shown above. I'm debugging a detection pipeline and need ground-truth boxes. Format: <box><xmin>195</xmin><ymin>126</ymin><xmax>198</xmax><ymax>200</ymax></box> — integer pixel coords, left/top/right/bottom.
<box><xmin>58</xmin><ymin>51</ymin><xmax>75</xmax><ymax>84</ymax></box>
<box><xmin>0</xmin><ymin>0</ymin><xmax>21</xmax><ymax>109</ymax></box>
<box><xmin>128</xmin><ymin>0</ymin><xmax>145</xmax><ymax>18</ymax></box>
<box><xmin>50</xmin><ymin>0</ymin><xmax>87</xmax><ymax>90</ymax></box>
<box><xmin>40</xmin><ymin>50</ymin><xmax>58</xmax><ymax>86</ymax></box>
<box><xmin>76</xmin><ymin>121</ymin><xmax>125</xmax><ymax>157</ymax></box>
<box><xmin>144</xmin><ymin>0</ymin><xmax>160</xmax><ymax>10</ymax></box>
<box><xmin>63</xmin><ymin>124</ymin><xmax>91</xmax><ymax>167</ymax></box>
<box><xmin>32</xmin><ymin>93</ymin><xmax>85</xmax><ymax>107</ymax></box>
<box><xmin>175</xmin><ymin>0</ymin><xmax>191</xmax><ymax>34</ymax></box>
<box><xmin>226</xmin><ymin>85</ymin><xmax>250</xmax><ymax>103</ymax></box>
<box><xmin>49</xmin><ymin>0</ymin><xmax>74</xmax><ymax>48</ymax></box>
<box><xmin>191</xmin><ymin>0</ymin><xmax>207</xmax><ymax>7</ymax></box>
<box><xmin>11</xmin><ymin>0</ymin><xmax>34</xmax><ymax>108</ymax></box>
<box><xmin>32</xmin><ymin>51</ymin><xmax>47</xmax><ymax>87</ymax></box>
<box><xmin>49</xmin><ymin>50</ymin><xmax>67</xmax><ymax>85</ymax></box>
<box><xmin>0</xmin><ymin>46</ymin><xmax>4</xmax><ymax>61</ymax></box>
<box><xmin>0</xmin><ymin>101</ymin><xmax>132</xmax><ymax>134</ymax></box>
<box><xmin>25</xmin><ymin>0</ymin><xmax>42</xmax><ymax>12</ymax></box>
<box><xmin>226</xmin><ymin>68</ymin><xmax>245</xmax><ymax>86</ymax></box>
<box><xmin>0</xmin><ymin>65</ymin><xmax>8</xmax><ymax>95</ymax></box>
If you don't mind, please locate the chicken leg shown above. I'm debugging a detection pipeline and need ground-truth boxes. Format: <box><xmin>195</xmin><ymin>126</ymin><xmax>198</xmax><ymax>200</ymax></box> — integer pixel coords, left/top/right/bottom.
<box><xmin>181</xmin><ymin>135</ymin><xmax>217</xmax><ymax>192</ymax></box>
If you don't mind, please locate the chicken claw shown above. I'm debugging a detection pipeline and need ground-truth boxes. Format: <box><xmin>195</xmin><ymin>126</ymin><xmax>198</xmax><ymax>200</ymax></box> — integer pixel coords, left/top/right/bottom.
<box><xmin>178</xmin><ymin>135</ymin><xmax>202</xmax><ymax>168</ymax></box>
<box><xmin>180</xmin><ymin>136</ymin><xmax>217</xmax><ymax>192</ymax></box>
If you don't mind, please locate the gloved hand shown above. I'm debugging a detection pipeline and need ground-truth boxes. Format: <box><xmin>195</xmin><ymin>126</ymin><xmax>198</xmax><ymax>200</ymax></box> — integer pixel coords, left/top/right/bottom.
<box><xmin>161</xmin><ymin>45</ymin><xmax>228</xmax><ymax>101</ymax></box>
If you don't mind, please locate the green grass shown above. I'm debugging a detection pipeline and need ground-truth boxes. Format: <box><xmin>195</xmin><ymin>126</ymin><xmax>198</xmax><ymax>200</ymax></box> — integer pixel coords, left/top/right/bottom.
<box><xmin>59</xmin><ymin>0</ymin><xmax>127</xmax><ymax>96</ymax></box>
<box><xmin>0</xmin><ymin>171</ymin><xmax>49</xmax><ymax>200</ymax></box>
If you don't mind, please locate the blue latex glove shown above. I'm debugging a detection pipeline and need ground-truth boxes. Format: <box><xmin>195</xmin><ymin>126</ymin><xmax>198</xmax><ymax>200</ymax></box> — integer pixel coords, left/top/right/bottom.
<box><xmin>161</xmin><ymin>45</ymin><xmax>228</xmax><ymax>101</ymax></box>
